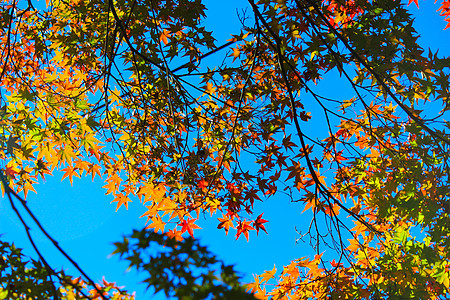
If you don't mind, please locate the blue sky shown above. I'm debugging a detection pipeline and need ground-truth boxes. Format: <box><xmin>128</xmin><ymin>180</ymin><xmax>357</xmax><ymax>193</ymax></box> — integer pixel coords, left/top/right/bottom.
<box><xmin>1</xmin><ymin>0</ymin><xmax>450</xmax><ymax>298</ymax></box>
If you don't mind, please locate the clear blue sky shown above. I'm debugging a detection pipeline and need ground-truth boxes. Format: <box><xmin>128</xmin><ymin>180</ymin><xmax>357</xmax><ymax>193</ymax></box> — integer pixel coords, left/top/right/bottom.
<box><xmin>1</xmin><ymin>0</ymin><xmax>450</xmax><ymax>298</ymax></box>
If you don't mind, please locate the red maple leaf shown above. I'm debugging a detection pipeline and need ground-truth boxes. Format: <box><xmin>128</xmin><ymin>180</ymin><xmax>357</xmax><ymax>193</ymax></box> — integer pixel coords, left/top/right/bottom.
<box><xmin>253</xmin><ymin>213</ymin><xmax>268</xmax><ymax>235</ymax></box>
<box><xmin>408</xmin><ymin>0</ymin><xmax>419</xmax><ymax>8</ymax></box>
<box><xmin>197</xmin><ymin>179</ymin><xmax>208</xmax><ymax>192</ymax></box>
<box><xmin>179</xmin><ymin>218</ymin><xmax>202</xmax><ymax>238</ymax></box>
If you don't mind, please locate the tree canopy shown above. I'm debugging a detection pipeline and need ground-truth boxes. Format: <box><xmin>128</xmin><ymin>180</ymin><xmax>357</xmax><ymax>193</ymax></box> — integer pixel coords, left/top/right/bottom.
<box><xmin>1</xmin><ymin>0</ymin><xmax>450</xmax><ymax>298</ymax></box>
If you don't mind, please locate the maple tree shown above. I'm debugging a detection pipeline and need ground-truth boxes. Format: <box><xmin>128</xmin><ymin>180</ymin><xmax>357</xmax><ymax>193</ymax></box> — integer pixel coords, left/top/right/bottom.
<box><xmin>1</xmin><ymin>0</ymin><xmax>450</xmax><ymax>298</ymax></box>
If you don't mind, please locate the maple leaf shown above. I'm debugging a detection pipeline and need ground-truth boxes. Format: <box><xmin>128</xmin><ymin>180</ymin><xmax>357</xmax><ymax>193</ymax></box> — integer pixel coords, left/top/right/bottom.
<box><xmin>156</xmin><ymin>198</ymin><xmax>178</xmax><ymax>218</ymax></box>
<box><xmin>61</xmin><ymin>165</ymin><xmax>81</xmax><ymax>185</ymax></box>
<box><xmin>330</xmin><ymin>259</ymin><xmax>343</xmax><ymax>268</ymax></box>
<box><xmin>260</xmin><ymin>265</ymin><xmax>277</xmax><ymax>283</ymax></box>
<box><xmin>438</xmin><ymin>0</ymin><xmax>450</xmax><ymax>29</ymax></box>
<box><xmin>140</xmin><ymin>204</ymin><xmax>159</xmax><ymax>223</ymax></box>
<box><xmin>324</xmin><ymin>203</ymin><xmax>340</xmax><ymax>216</ymax></box>
<box><xmin>35</xmin><ymin>159</ymin><xmax>52</xmax><ymax>180</ymax></box>
<box><xmin>57</xmin><ymin>145</ymin><xmax>77</xmax><ymax>165</ymax></box>
<box><xmin>179</xmin><ymin>218</ymin><xmax>202</xmax><ymax>238</ymax></box>
<box><xmin>111</xmin><ymin>193</ymin><xmax>132</xmax><ymax>211</ymax></box>
<box><xmin>165</xmin><ymin>229</ymin><xmax>184</xmax><ymax>242</ymax></box>
<box><xmin>246</xmin><ymin>276</ymin><xmax>268</xmax><ymax>300</ymax></box>
<box><xmin>347</xmin><ymin>239</ymin><xmax>360</xmax><ymax>253</ymax></box>
<box><xmin>232</xmin><ymin>47</ymin><xmax>240</xmax><ymax>62</ymax></box>
<box><xmin>299</xmin><ymin>111</ymin><xmax>311</xmax><ymax>121</ymax></box>
<box><xmin>81</xmin><ymin>133</ymin><xmax>102</xmax><ymax>159</ymax></box>
<box><xmin>146</xmin><ymin>216</ymin><xmax>166</xmax><ymax>233</ymax></box>
<box><xmin>87</xmin><ymin>163</ymin><xmax>102</xmax><ymax>181</ymax></box>
<box><xmin>282</xmin><ymin>135</ymin><xmax>296</xmax><ymax>152</ymax></box>
<box><xmin>253</xmin><ymin>213</ymin><xmax>268</xmax><ymax>235</ymax></box>
<box><xmin>217</xmin><ymin>214</ymin><xmax>235</xmax><ymax>235</ymax></box>
<box><xmin>6</xmin><ymin>136</ymin><xmax>20</xmax><ymax>155</ymax></box>
<box><xmin>159</xmin><ymin>29</ymin><xmax>170</xmax><ymax>45</ymax></box>
<box><xmin>103</xmin><ymin>173</ymin><xmax>122</xmax><ymax>195</ymax></box>
<box><xmin>138</xmin><ymin>182</ymin><xmax>166</xmax><ymax>203</ymax></box>
<box><xmin>5</xmin><ymin>166</ymin><xmax>18</xmax><ymax>179</ymax></box>
<box><xmin>246</xmin><ymin>276</ymin><xmax>261</xmax><ymax>294</ymax></box>
<box><xmin>286</xmin><ymin>160</ymin><xmax>305</xmax><ymax>183</ymax></box>
<box><xmin>236</xmin><ymin>220</ymin><xmax>254</xmax><ymax>241</ymax></box>
<box><xmin>21</xmin><ymin>179</ymin><xmax>37</xmax><ymax>199</ymax></box>
<box><xmin>203</xmin><ymin>82</ymin><xmax>216</xmax><ymax>96</ymax></box>
<box><xmin>302</xmin><ymin>192</ymin><xmax>319</xmax><ymax>213</ymax></box>
<box><xmin>198</xmin><ymin>178</ymin><xmax>208</xmax><ymax>192</ymax></box>
<box><xmin>74</xmin><ymin>159</ymin><xmax>90</xmax><ymax>175</ymax></box>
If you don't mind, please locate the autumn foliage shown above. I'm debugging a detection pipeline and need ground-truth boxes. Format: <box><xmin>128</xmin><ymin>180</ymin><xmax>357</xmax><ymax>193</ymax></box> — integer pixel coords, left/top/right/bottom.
<box><xmin>1</xmin><ymin>0</ymin><xmax>450</xmax><ymax>298</ymax></box>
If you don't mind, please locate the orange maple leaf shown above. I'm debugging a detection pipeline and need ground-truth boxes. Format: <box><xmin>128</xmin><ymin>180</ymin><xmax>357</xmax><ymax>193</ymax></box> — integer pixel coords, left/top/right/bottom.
<box><xmin>87</xmin><ymin>163</ymin><xmax>102</xmax><ymax>181</ymax></box>
<box><xmin>159</xmin><ymin>29</ymin><xmax>170</xmax><ymax>45</ymax></box>
<box><xmin>232</xmin><ymin>47</ymin><xmax>240</xmax><ymax>62</ymax></box>
<box><xmin>74</xmin><ymin>160</ymin><xmax>90</xmax><ymax>175</ymax></box>
<box><xmin>61</xmin><ymin>165</ymin><xmax>81</xmax><ymax>185</ymax></box>
<box><xmin>236</xmin><ymin>220</ymin><xmax>254</xmax><ymax>241</ymax></box>
<box><xmin>246</xmin><ymin>276</ymin><xmax>268</xmax><ymax>300</ymax></box>
<box><xmin>324</xmin><ymin>202</ymin><xmax>340</xmax><ymax>216</ymax></box>
<box><xmin>103</xmin><ymin>173</ymin><xmax>122</xmax><ymax>195</ymax></box>
<box><xmin>111</xmin><ymin>193</ymin><xmax>132</xmax><ymax>211</ymax></box>
<box><xmin>165</xmin><ymin>228</ymin><xmax>184</xmax><ymax>242</ymax></box>
<box><xmin>217</xmin><ymin>214</ymin><xmax>235</xmax><ymax>235</ymax></box>
<box><xmin>203</xmin><ymin>82</ymin><xmax>216</xmax><ymax>96</ymax></box>
<box><xmin>138</xmin><ymin>182</ymin><xmax>166</xmax><ymax>204</ymax></box>
<box><xmin>140</xmin><ymin>204</ymin><xmax>159</xmax><ymax>223</ymax></box>
<box><xmin>146</xmin><ymin>216</ymin><xmax>166</xmax><ymax>233</ymax></box>
<box><xmin>21</xmin><ymin>180</ymin><xmax>37</xmax><ymax>198</ymax></box>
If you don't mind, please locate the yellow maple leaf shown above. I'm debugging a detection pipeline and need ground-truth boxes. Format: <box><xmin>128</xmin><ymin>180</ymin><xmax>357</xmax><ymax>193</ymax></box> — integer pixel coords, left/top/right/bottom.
<box><xmin>260</xmin><ymin>265</ymin><xmax>277</xmax><ymax>284</ymax></box>
<box><xmin>203</xmin><ymin>82</ymin><xmax>216</xmax><ymax>96</ymax></box>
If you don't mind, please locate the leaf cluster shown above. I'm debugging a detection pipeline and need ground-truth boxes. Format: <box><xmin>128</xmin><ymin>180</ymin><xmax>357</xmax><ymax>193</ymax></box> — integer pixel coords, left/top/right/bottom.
<box><xmin>112</xmin><ymin>229</ymin><xmax>256</xmax><ymax>299</ymax></box>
